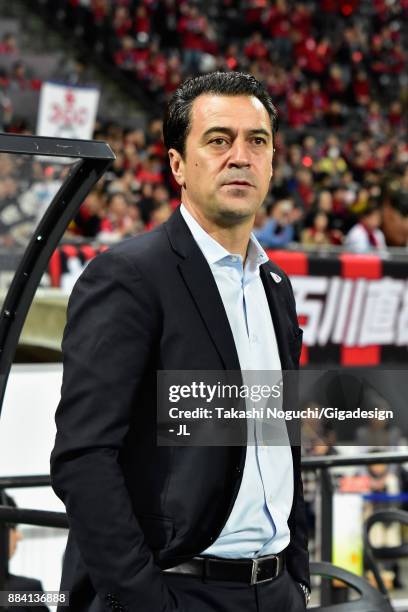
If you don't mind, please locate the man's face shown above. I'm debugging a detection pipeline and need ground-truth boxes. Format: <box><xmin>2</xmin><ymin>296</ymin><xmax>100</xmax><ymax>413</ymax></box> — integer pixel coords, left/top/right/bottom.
<box><xmin>365</xmin><ymin>210</ymin><xmax>381</xmax><ymax>230</ymax></box>
<box><xmin>169</xmin><ymin>94</ymin><xmax>274</xmax><ymax>226</ymax></box>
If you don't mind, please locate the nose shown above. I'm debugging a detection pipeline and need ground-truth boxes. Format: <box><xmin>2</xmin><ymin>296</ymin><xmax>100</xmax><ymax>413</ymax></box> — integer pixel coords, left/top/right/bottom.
<box><xmin>227</xmin><ymin>138</ymin><xmax>250</xmax><ymax>168</ymax></box>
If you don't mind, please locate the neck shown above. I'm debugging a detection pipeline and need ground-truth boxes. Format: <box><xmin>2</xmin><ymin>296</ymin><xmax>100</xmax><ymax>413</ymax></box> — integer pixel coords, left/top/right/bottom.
<box><xmin>183</xmin><ymin>202</ymin><xmax>253</xmax><ymax>262</ymax></box>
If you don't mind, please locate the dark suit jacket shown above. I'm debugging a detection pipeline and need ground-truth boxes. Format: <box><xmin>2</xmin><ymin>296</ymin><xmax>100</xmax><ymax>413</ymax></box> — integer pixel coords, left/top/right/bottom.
<box><xmin>50</xmin><ymin>206</ymin><xmax>309</xmax><ymax>612</ymax></box>
<box><xmin>5</xmin><ymin>574</ymin><xmax>49</xmax><ymax>611</ymax></box>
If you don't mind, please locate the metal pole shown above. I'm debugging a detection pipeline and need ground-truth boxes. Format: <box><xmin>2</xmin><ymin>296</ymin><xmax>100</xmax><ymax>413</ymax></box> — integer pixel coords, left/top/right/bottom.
<box><xmin>320</xmin><ymin>467</ymin><xmax>333</xmax><ymax>606</ymax></box>
<box><xmin>0</xmin><ymin>476</ymin><xmax>51</xmax><ymax>489</ymax></box>
<box><xmin>0</xmin><ymin>507</ymin><xmax>68</xmax><ymax>529</ymax></box>
<box><xmin>0</xmin><ymin>522</ymin><xmax>8</xmax><ymax>612</ymax></box>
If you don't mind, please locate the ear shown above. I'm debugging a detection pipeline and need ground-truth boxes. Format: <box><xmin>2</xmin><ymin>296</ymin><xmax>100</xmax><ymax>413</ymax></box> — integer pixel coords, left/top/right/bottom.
<box><xmin>168</xmin><ymin>148</ymin><xmax>186</xmax><ymax>187</ymax></box>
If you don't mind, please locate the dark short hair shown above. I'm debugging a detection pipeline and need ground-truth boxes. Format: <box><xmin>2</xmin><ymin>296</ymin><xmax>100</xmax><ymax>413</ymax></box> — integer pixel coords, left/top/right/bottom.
<box><xmin>360</xmin><ymin>199</ymin><xmax>381</xmax><ymax>218</ymax></box>
<box><xmin>163</xmin><ymin>71</ymin><xmax>279</xmax><ymax>157</ymax></box>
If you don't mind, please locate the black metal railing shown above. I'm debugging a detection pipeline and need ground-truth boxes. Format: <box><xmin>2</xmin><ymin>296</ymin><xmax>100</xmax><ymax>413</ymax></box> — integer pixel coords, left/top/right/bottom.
<box><xmin>302</xmin><ymin>451</ymin><xmax>408</xmax><ymax>605</ymax></box>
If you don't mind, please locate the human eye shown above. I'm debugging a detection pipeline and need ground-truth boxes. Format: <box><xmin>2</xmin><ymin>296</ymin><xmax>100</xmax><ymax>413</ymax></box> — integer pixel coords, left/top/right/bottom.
<box><xmin>252</xmin><ymin>136</ymin><xmax>267</xmax><ymax>146</ymax></box>
<box><xmin>209</xmin><ymin>137</ymin><xmax>229</xmax><ymax>146</ymax></box>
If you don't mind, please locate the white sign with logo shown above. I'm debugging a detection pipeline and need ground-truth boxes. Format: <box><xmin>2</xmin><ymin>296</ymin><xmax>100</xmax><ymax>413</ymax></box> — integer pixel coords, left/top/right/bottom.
<box><xmin>36</xmin><ymin>82</ymin><xmax>100</xmax><ymax>140</ymax></box>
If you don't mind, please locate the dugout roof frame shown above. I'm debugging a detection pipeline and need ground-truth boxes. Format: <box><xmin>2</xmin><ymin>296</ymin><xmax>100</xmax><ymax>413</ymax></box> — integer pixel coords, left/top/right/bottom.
<box><xmin>0</xmin><ymin>133</ymin><xmax>115</xmax><ymax>413</ymax></box>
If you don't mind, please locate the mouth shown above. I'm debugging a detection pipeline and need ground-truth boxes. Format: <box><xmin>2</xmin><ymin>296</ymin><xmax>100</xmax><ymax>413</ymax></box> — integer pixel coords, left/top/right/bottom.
<box><xmin>223</xmin><ymin>181</ymin><xmax>254</xmax><ymax>188</ymax></box>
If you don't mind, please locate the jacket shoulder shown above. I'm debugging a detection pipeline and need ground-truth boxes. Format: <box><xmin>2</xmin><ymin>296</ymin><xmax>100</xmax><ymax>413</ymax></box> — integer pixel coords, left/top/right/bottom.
<box><xmin>81</xmin><ymin>226</ymin><xmax>170</xmax><ymax>283</ymax></box>
<box><xmin>104</xmin><ymin>226</ymin><xmax>169</xmax><ymax>264</ymax></box>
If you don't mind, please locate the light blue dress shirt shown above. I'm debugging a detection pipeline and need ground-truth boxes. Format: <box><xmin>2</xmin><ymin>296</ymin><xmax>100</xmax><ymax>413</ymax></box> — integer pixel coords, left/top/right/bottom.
<box><xmin>180</xmin><ymin>204</ymin><xmax>294</xmax><ymax>559</ymax></box>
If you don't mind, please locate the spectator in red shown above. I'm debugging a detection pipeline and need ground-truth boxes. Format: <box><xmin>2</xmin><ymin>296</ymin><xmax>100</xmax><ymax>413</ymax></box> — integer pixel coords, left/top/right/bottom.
<box><xmin>325</xmin><ymin>65</ymin><xmax>348</xmax><ymax>102</ymax></box>
<box><xmin>264</xmin><ymin>66</ymin><xmax>290</xmax><ymax>102</ymax></box>
<box><xmin>345</xmin><ymin>202</ymin><xmax>386</xmax><ymax>252</ymax></box>
<box><xmin>295</xmin><ymin>35</ymin><xmax>331</xmax><ymax>77</ymax></box>
<box><xmin>114</xmin><ymin>36</ymin><xmax>139</xmax><ymax>70</ymax></box>
<box><xmin>223</xmin><ymin>44</ymin><xmax>241</xmax><ymax>71</ymax></box>
<box><xmin>365</xmin><ymin>101</ymin><xmax>386</xmax><ymax>138</ymax></box>
<box><xmin>147</xmin><ymin>44</ymin><xmax>168</xmax><ymax>90</ymax></box>
<box><xmin>97</xmin><ymin>192</ymin><xmax>136</xmax><ymax>243</ymax></box>
<box><xmin>369</xmin><ymin>27</ymin><xmax>405</xmax><ymax>77</ymax></box>
<box><xmin>389</xmin><ymin>43</ymin><xmax>406</xmax><ymax>75</ymax></box>
<box><xmin>388</xmin><ymin>101</ymin><xmax>404</xmax><ymax>130</ymax></box>
<box><xmin>263</xmin><ymin>0</ymin><xmax>292</xmax><ymax>57</ymax></box>
<box><xmin>336</xmin><ymin>24</ymin><xmax>366</xmax><ymax>66</ymax></box>
<box><xmin>135</xmin><ymin>153</ymin><xmax>163</xmax><ymax>185</ymax></box>
<box><xmin>134</xmin><ymin>5</ymin><xmax>151</xmax><ymax>42</ymax></box>
<box><xmin>244</xmin><ymin>31</ymin><xmax>269</xmax><ymax>62</ymax></box>
<box><xmin>177</xmin><ymin>5</ymin><xmax>208</xmax><ymax>73</ymax></box>
<box><xmin>243</xmin><ymin>0</ymin><xmax>268</xmax><ymax>32</ymax></box>
<box><xmin>293</xmin><ymin>168</ymin><xmax>315</xmax><ymax>210</ymax></box>
<box><xmin>112</xmin><ymin>6</ymin><xmax>132</xmax><ymax>39</ymax></box>
<box><xmin>287</xmin><ymin>83</ymin><xmax>312</xmax><ymax>128</ymax></box>
<box><xmin>352</xmin><ymin>70</ymin><xmax>370</xmax><ymax>106</ymax></box>
<box><xmin>0</xmin><ymin>33</ymin><xmax>18</xmax><ymax>54</ymax></box>
<box><xmin>307</xmin><ymin>80</ymin><xmax>329</xmax><ymax>124</ymax></box>
<box><xmin>350</xmin><ymin>140</ymin><xmax>379</xmax><ymax>182</ymax></box>
<box><xmin>291</xmin><ymin>3</ymin><xmax>312</xmax><ymax>39</ymax></box>
<box><xmin>164</xmin><ymin>56</ymin><xmax>182</xmax><ymax>95</ymax></box>
<box><xmin>90</xmin><ymin>0</ymin><xmax>109</xmax><ymax>26</ymax></box>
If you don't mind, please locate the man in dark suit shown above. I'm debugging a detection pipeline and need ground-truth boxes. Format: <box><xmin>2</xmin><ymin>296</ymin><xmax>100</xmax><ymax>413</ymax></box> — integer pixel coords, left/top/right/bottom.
<box><xmin>50</xmin><ymin>71</ymin><xmax>310</xmax><ymax>611</ymax></box>
<box><xmin>0</xmin><ymin>492</ymin><xmax>50</xmax><ymax>612</ymax></box>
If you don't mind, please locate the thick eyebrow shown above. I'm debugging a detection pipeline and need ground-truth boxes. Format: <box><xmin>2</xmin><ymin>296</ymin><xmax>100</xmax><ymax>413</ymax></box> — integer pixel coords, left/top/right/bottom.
<box><xmin>201</xmin><ymin>127</ymin><xmax>272</xmax><ymax>141</ymax></box>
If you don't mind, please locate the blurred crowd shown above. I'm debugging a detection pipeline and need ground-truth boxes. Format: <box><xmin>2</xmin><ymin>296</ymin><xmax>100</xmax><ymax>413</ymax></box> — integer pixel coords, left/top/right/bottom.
<box><xmin>0</xmin><ymin>0</ymin><xmax>407</xmax><ymax>249</ymax></box>
<box><xmin>60</xmin><ymin>118</ymin><xmax>407</xmax><ymax>251</ymax></box>
<box><xmin>0</xmin><ymin>31</ymin><xmax>42</xmax><ymax>91</ymax></box>
<box><xmin>0</xmin><ymin>30</ymin><xmax>42</xmax><ymax>130</ymax></box>
<box><xmin>41</xmin><ymin>0</ymin><xmax>408</xmax><ymax>248</ymax></box>
<box><xmin>0</xmin><ymin>152</ymin><xmax>73</xmax><ymax>248</ymax></box>
<box><xmin>65</xmin><ymin>0</ymin><xmax>407</xmax><ymax>114</ymax></box>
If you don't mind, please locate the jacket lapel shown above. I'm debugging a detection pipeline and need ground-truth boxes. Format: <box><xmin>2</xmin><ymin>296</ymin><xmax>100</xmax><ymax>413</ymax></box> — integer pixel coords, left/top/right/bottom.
<box><xmin>260</xmin><ymin>262</ymin><xmax>302</xmax><ymax>445</ymax></box>
<box><xmin>260</xmin><ymin>261</ymin><xmax>296</xmax><ymax>370</ymax></box>
<box><xmin>165</xmin><ymin>207</ymin><xmax>241</xmax><ymax>372</ymax></box>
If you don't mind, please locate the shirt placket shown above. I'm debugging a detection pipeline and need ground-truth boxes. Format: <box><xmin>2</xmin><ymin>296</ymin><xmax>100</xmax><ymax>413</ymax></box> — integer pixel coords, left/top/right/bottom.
<box><xmin>242</xmin><ymin>269</ymin><xmax>278</xmax><ymax>549</ymax></box>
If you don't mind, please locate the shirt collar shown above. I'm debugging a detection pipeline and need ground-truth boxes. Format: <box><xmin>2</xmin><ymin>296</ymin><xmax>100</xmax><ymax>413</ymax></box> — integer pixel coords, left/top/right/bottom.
<box><xmin>180</xmin><ymin>203</ymin><xmax>269</xmax><ymax>270</ymax></box>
